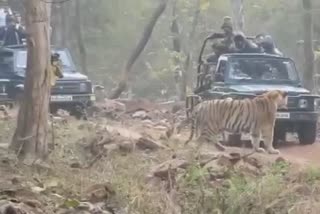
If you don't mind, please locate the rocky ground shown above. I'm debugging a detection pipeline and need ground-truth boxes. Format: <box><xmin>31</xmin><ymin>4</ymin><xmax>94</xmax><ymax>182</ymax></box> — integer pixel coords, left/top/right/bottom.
<box><xmin>0</xmin><ymin>99</ymin><xmax>320</xmax><ymax>214</ymax></box>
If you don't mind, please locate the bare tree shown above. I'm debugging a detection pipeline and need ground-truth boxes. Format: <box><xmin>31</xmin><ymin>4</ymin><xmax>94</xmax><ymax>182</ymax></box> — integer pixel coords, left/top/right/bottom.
<box><xmin>109</xmin><ymin>0</ymin><xmax>168</xmax><ymax>99</ymax></box>
<box><xmin>10</xmin><ymin>0</ymin><xmax>51</xmax><ymax>161</ymax></box>
<box><xmin>171</xmin><ymin>0</ymin><xmax>186</xmax><ymax>101</ymax></box>
<box><xmin>230</xmin><ymin>0</ymin><xmax>244</xmax><ymax>31</ymax></box>
<box><xmin>302</xmin><ymin>0</ymin><xmax>314</xmax><ymax>91</ymax></box>
<box><xmin>74</xmin><ymin>0</ymin><xmax>88</xmax><ymax>74</ymax></box>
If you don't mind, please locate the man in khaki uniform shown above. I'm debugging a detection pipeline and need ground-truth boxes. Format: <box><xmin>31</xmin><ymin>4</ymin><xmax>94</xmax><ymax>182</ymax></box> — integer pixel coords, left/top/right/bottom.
<box><xmin>50</xmin><ymin>53</ymin><xmax>64</xmax><ymax>86</ymax></box>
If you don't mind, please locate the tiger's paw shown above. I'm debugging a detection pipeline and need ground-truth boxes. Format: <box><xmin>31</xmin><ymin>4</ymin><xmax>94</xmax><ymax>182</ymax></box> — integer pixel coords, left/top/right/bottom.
<box><xmin>268</xmin><ymin>149</ymin><xmax>280</xmax><ymax>155</ymax></box>
<box><xmin>255</xmin><ymin>148</ymin><xmax>266</xmax><ymax>153</ymax></box>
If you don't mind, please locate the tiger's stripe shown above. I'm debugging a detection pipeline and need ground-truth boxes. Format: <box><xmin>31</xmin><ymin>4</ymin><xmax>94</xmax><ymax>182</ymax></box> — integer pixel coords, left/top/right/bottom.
<box><xmin>183</xmin><ymin>90</ymin><xmax>288</xmax><ymax>155</ymax></box>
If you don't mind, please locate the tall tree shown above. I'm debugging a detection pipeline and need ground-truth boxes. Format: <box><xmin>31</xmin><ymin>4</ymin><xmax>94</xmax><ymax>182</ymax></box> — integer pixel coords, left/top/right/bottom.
<box><xmin>10</xmin><ymin>0</ymin><xmax>51</xmax><ymax>161</ymax></box>
<box><xmin>230</xmin><ymin>0</ymin><xmax>244</xmax><ymax>31</ymax></box>
<box><xmin>302</xmin><ymin>0</ymin><xmax>314</xmax><ymax>91</ymax></box>
<box><xmin>109</xmin><ymin>0</ymin><xmax>168</xmax><ymax>99</ymax></box>
<box><xmin>171</xmin><ymin>0</ymin><xmax>186</xmax><ymax>101</ymax></box>
<box><xmin>74</xmin><ymin>0</ymin><xmax>88</xmax><ymax>74</ymax></box>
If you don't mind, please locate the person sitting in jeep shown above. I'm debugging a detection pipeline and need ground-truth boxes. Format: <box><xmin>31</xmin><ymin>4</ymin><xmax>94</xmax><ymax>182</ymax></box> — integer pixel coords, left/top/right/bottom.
<box><xmin>255</xmin><ymin>34</ymin><xmax>283</xmax><ymax>56</ymax></box>
<box><xmin>50</xmin><ymin>53</ymin><xmax>64</xmax><ymax>86</ymax></box>
<box><xmin>0</xmin><ymin>14</ymin><xmax>26</xmax><ymax>46</ymax></box>
<box><xmin>234</xmin><ymin>32</ymin><xmax>262</xmax><ymax>53</ymax></box>
<box><xmin>206</xmin><ymin>16</ymin><xmax>236</xmax><ymax>63</ymax></box>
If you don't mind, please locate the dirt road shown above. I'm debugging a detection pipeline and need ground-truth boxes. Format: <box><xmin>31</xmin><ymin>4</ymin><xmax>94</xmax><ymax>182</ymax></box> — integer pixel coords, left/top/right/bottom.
<box><xmin>278</xmin><ymin>140</ymin><xmax>320</xmax><ymax>166</ymax></box>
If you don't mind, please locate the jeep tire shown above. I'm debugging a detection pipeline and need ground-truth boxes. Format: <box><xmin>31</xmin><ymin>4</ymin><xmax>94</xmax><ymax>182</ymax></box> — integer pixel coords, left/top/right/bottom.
<box><xmin>227</xmin><ymin>134</ymin><xmax>241</xmax><ymax>147</ymax></box>
<box><xmin>273</xmin><ymin>127</ymin><xmax>286</xmax><ymax>147</ymax></box>
<box><xmin>298</xmin><ymin>122</ymin><xmax>317</xmax><ymax>145</ymax></box>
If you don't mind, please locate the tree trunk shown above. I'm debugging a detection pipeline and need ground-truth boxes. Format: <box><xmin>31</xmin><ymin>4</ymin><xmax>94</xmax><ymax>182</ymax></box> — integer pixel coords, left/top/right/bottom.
<box><xmin>302</xmin><ymin>0</ymin><xmax>314</xmax><ymax>91</ymax></box>
<box><xmin>75</xmin><ymin>0</ymin><xmax>88</xmax><ymax>75</ymax></box>
<box><xmin>230</xmin><ymin>0</ymin><xmax>244</xmax><ymax>31</ymax></box>
<box><xmin>10</xmin><ymin>0</ymin><xmax>51</xmax><ymax>161</ymax></box>
<box><xmin>184</xmin><ymin>0</ymin><xmax>200</xmax><ymax>89</ymax></box>
<box><xmin>171</xmin><ymin>0</ymin><xmax>186</xmax><ymax>101</ymax></box>
<box><xmin>51</xmin><ymin>4</ymin><xmax>64</xmax><ymax>46</ymax></box>
<box><xmin>109</xmin><ymin>0</ymin><xmax>168</xmax><ymax>99</ymax></box>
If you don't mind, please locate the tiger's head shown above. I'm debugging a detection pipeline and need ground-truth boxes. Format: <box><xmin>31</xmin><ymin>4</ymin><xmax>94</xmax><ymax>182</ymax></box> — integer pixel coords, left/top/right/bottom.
<box><xmin>262</xmin><ymin>90</ymin><xmax>288</xmax><ymax>109</ymax></box>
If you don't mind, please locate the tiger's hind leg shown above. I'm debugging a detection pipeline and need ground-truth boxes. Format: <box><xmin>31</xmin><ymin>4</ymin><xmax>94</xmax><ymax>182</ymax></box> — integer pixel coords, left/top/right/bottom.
<box><xmin>261</xmin><ymin>126</ymin><xmax>280</xmax><ymax>155</ymax></box>
<box><xmin>200</xmin><ymin>125</ymin><xmax>226</xmax><ymax>151</ymax></box>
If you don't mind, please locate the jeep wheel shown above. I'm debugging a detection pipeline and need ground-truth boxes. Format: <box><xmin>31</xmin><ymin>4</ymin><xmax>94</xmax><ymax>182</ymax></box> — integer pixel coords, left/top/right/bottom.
<box><xmin>298</xmin><ymin>122</ymin><xmax>317</xmax><ymax>145</ymax></box>
<box><xmin>70</xmin><ymin>105</ymin><xmax>88</xmax><ymax>120</ymax></box>
<box><xmin>227</xmin><ymin>134</ymin><xmax>241</xmax><ymax>147</ymax></box>
<box><xmin>273</xmin><ymin>127</ymin><xmax>286</xmax><ymax>147</ymax></box>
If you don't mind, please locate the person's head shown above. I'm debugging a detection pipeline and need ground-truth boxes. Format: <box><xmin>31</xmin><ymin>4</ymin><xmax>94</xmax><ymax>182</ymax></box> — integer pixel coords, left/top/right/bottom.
<box><xmin>15</xmin><ymin>13</ymin><xmax>21</xmax><ymax>24</ymax></box>
<box><xmin>221</xmin><ymin>16</ymin><xmax>233</xmax><ymax>35</ymax></box>
<box><xmin>234</xmin><ymin>33</ymin><xmax>246</xmax><ymax>49</ymax></box>
<box><xmin>255</xmin><ymin>33</ymin><xmax>266</xmax><ymax>44</ymax></box>
<box><xmin>51</xmin><ymin>53</ymin><xmax>60</xmax><ymax>63</ymax></box>
<box><xmin>260</xmin><ymin>35</ymin><xmax>275</xmax><ymax>52</ymax></box>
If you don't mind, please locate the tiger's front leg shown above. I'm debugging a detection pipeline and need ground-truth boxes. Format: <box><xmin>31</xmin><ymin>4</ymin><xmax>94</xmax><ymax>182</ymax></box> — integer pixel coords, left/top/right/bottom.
<box><xmin>211</xmin><ymin>134</ymin><xmax>226</xmax><ymax>151</ymax></box>
<box><xmin>262</xmin><ymin>126</ymin><xmax>280</xmax><ymax>155</ymax></box>
<box><xmin>250</xmin><ymin>132</ymin><xmax>265</xmax><ymax>153</ymax></box>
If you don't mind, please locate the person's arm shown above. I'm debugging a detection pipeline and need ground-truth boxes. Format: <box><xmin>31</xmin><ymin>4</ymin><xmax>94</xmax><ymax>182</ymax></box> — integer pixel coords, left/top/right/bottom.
<box><xmin>18</xmin><ymin>27</ymin><xmax>27</xmax><ymax>39</ymax></box>
<box><xmin>207</xmin><ymin>32</ymin><xmax>225</xmax><ymax>40</ymax></box>
<box><xmin>0</xmin><ymin>27</ymin><xmax>5</xmax><ymax>40</ymax></box>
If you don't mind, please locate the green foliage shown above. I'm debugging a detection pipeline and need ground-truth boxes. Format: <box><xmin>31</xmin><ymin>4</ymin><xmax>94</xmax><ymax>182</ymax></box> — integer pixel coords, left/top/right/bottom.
<box><xmin>62</xmin><ymin>0</ymin><xmax>316</xmax><ymax>98</ymax></box>
<box><xmin>304</xmin><ymin>166</ymin><xmax>320</xmax><ymax>184</ymax></box>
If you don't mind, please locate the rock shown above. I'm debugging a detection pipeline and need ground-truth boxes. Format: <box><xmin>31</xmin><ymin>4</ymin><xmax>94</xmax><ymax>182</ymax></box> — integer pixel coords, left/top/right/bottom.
<box><xmin>118</xmin><ymin>98</ymin><xmax>157</xmax><ymax>113</ymax></box>
<box><xmin>57</xmin><ymin>109</ymin><xmax>70</xmax><ymax>117</ymax></box>
<box><xmin>149</xmin><ymin>159</ymin><xmax>189</xmax><ymax>180</ymax></box>
<box><xmin>102</xmin><ymin>99</ymin><xmax>126</xmax><ymax>112</ymax></box>
<box><xmin>70</xmin><ymin>162</ymin><xmax>82</xmax><ymax>169</ymax></box>
<box><xmin>84</xmin><ymin>183</ymin><xmax>116</xmax><ymax>203</ymax></box>
<box><xmin>275</xmin><ymin>156</ymin><xmax>288</xmax><ymax>164</ymax></box>
<box><xmin>153</xmin><ymin>125</ymin><xmax>167</xmax><ymax>131</ymax></box>
<box><xmin>119</xmin><ymin>141</ymin><xmax>135</xmax><ymax>153</ymax></box>
<box><xmin>78</xmin><ymin>122</ymin><xmax>95</xmax><ymax>131</ymax></box>
<box><xmin>103</xmin><ymin>144</ymin><xmax>120</xmax><ymax>153</ymax></box>
<box><xmin>131</xmin><ymin>111</ymin><xmax>149</xmax><ymax>120</ymax></box>
<box><xmin>136</xmin><ymin>137</ymin><xmax>165</xmax><ymax>151</ymax></box>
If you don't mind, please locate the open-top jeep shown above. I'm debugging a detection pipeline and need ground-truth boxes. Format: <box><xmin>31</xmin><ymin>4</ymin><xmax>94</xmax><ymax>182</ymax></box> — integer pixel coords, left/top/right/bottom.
<box><xmin>0</xmin><ymin>45</ymin><xmax>95</xmax><ymax>117</ymax></box>
<box><xmin>187</xmin><ymin>38</ymin><xmax>319</xmax><ymax>145</ymax></box>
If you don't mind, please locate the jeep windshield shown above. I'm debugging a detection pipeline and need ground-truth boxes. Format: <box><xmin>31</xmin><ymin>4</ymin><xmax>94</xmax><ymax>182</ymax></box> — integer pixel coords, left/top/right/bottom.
<box><xmin>225</xmin><ymin>57</ymin><xmax>300</xmax><ymax>84</ymax></box>
<box><xmin>15</xmin><ymin>50</ymin><xmax>75</xmax><ymax>72</ymax></box>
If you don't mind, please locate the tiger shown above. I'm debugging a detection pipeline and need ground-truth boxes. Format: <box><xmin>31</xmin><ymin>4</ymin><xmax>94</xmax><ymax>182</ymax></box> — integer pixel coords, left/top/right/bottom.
<box><xmin>181</xmin><ymin>90</ymin><xmax>288</xmax><ymax>155</ymax></box>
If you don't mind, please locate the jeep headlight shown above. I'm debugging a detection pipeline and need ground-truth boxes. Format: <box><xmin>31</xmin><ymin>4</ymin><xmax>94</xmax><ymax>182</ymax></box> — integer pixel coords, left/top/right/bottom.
<box><xmin>298</xmin><ymin>98</ymin><xmax>308</xmax><ymax>108</ymax></box>
<box><xmin>0</xmin><ymin>85</ymin><xmax>6</xmax><ymax>94</ymax></box>
<box><xmin>79</xmin><ymin>82</ymin><xmax>88</xmax><ymax>92</ymax></box>
<box><xmin>315</xmin><ymin>98</ymin><xmax>320</xmax><ymax>110</ymax></box>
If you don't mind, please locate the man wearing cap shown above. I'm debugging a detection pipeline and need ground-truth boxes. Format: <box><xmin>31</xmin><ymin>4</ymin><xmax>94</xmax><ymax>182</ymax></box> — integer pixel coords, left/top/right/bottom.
<box><xmin>206</xmin><ymin>16</ymin><xmax>236</xmax><ymax>63</ymax></box>
<box><xmin>50</xmin><ymin>53</ymin><xmax>64</xmax><ymax>86</ymax></box>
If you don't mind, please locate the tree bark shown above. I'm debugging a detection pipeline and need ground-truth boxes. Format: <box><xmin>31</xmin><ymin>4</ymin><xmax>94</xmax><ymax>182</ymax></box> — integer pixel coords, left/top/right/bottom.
<box><xmin>302</xmin><ymin>0</ymin><xmax>314</xmax><ymax>91</ymax></box>
<box><xmin>75</xmin><ymin>0</ymin><xmax>88</xmax><ymax>75</ymax></box>
<box><xmin>109</xmin><ymin>0</ymin><xmax>168</xmax><ymax>99</ymax></box>
<box><xmin>51</xmin><ymin>4</ymin><xmax>64</xmax><ymax>46</ymax></box>
<box><xmin>10</xmin><ymin>0</ymin><xmax>51</xmax><ymax>161</ymax></box>
<box><xmin>171</xmin><ymin>0</ymin><xmax>186</xmax><ymax>101</ymax></box>
<box><xmin>184</xmin><ymin>0</ymin><xmax>200</xmax><ymax>88</ymax></box>
<box><xmin>230</xmin><ymin>0</ymin><xmax>244</xmax><ymax>31</ymax></box>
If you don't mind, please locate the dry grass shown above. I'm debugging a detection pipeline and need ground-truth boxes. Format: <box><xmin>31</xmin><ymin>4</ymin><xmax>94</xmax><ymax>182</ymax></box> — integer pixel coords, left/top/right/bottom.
<box><xmin>1</xmin><ymin>117</ymin><xmax>320</xmax><ymax>214</ymax></box>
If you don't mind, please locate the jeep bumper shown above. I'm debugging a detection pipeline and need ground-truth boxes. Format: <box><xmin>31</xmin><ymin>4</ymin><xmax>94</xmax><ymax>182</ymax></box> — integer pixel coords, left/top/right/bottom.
<box><xmin>0</xmin><ymin>93</ymin><xmax>14</xmax><ymax>106</ymax></box>
<box><xmin>275</xmin><ymin>111</ymin><xmax>318</xmax><ymax>122</ymax></box>
<box><xmin>50</xmin><ymin>94</ymin><xmax>96</xmax><ymax>106</ymax></box>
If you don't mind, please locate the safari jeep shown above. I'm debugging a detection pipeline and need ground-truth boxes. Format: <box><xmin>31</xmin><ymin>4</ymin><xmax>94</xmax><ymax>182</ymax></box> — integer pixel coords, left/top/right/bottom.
<box><xmin>190</xmin><ymin>48</ymin><xmax>319</xmax><ymax>145</ymax></box>
<box><xmin>0</xmin><ymin>45</ymin><xmax>95</xmax><ymax>117</ymax></box>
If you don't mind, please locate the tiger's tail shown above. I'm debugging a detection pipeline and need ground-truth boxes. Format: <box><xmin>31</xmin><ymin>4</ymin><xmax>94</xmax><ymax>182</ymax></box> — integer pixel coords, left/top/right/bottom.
<box><xmin>184</xmin><ymin>116</ymin><xmax>195</xmax><ymax>145</ymax></box>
